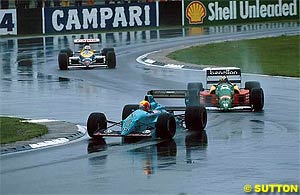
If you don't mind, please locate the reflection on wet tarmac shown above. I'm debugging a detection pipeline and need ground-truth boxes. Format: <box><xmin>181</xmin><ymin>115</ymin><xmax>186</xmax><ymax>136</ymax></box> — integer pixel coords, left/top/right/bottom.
<box><xmin>157</xmin><ymin>139</ymin><xmax>177</xmax><ymax>158</ymax></box>
<box><xmin>185</xmin><ymin>130</ymin><xmax>208</xmax><ymax>148</ymax></box>
<box><xmin>87</xmin><ymin>138</ymin><xmax>107</xmax><ymax>154</ymax></box>
<box><xmin>185</xmin><ymin>131</ymin><xmax>208</xmax><ymax>164</ymax></box>
<box><xmin>87</xmin><ymin>130</ymin><xmax>208</xmax><ymax>176</ymax></box>
<box><xmin>250</xmin><ymin>119</ymin><xmax>265</xmax><ymax>134</ymax></box>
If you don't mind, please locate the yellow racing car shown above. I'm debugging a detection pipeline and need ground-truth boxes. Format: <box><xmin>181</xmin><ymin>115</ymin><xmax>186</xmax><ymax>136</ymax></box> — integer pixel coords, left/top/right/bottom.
<box><xmin>58</xmin><ymin>39</ymin><xmax>116</xmax><ymax>70</ymax></box>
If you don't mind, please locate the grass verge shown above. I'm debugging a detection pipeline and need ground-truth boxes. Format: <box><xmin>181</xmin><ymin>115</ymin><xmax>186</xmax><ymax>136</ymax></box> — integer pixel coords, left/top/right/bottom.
<box><xmin>0</xmin><ymin>116</ymin><xmax>48</xmax><ymax>144</ymax></box>
<box><xmin>167</xmin><ymin>35</ymin><xmax>300</xmax><ymax>77</ymax></box>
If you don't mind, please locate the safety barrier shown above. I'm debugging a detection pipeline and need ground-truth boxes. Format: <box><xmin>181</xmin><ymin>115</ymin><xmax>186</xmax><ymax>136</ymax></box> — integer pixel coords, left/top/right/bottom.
<box><xmin>0</xmin><ymin>0</ymin><xmax>299</xmax><ymax>35</ymax></box>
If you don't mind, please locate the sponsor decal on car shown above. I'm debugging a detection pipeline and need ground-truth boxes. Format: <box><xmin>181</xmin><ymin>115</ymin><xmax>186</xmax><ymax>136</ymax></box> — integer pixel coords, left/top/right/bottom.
<box><xmin>207</xmin><ymin>69</ymin><xmax>241</xmax><ymax>76</ymax></box>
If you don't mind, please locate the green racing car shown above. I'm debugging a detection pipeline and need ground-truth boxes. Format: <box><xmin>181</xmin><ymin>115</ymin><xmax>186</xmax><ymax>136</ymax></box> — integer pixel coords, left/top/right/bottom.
<box><xmin>185</xmin><ymin>67</ymin><xmax>264</xmax><ymax>111</ymax></box>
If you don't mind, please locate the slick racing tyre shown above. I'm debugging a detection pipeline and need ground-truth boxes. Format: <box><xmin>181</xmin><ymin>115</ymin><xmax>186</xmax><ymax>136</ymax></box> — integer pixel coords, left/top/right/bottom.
<box><xmin>188</xmin><ymin>82</ymin><xmax>204</xmax><ymax>92</ymax></box>
<box><xmin>185</xmin><ymin>105</ymin><xmax>207</xmax><ymax>131</ymax></box>
<box><xmin>186</xmin><ymin>82</ymin><xmax>203</xmax><ymax>106</ymax></box>
<box><xmin>87</xmin><ymin>112</ymin><xmax>107</xmax><ymax>138</ymax></box>
<box><xmin>58</xmin><ymin>53</ymin><xmax>69</xmax><ymax>70</ymax></box>
<box><xmin>155</xmin><ymin>113</ymin><xmax>176</xmax><ymax>139</ymax></box>
<box><xmin>245</xmin><ymin>81</ymin><xmax>261</xmax><ymax>91</ymax></box>
<box><xmin>101</xmin><ymin>48</ymin><xmax>114</xmax><ymax>56</ymax></box>
<box><xmin>122</xmin><ymin>104</ymin><xmax>139</xmax><ymax>120</ymax></box>
<box><xmin>106</xmin><ymin>51</ymin><xmax>116</xmax><ymax>69</ymax></box>
<box><xmin>250</xmin><ymin>88</ymin><xmax>264</xmax><ymax>111</ymax></box>
<box><xmin>60</xmin><ymin>48</ymin><xmax>73</xmax><ymax>57</ymax></box>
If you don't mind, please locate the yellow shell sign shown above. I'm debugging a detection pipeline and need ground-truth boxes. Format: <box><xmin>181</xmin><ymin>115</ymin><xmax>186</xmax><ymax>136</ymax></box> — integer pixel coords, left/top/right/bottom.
<box><xmin>186</xmin><ymin>1</ymin><xmax>207</xmax><ymax>24</ymax></box>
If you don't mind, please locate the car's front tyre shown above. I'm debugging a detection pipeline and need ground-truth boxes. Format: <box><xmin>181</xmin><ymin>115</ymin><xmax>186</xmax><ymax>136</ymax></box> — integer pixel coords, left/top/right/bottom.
<box><xmin>87</xmin><ymin>112</ymin><xmax>107</xmax><ymax>138</ymax></box>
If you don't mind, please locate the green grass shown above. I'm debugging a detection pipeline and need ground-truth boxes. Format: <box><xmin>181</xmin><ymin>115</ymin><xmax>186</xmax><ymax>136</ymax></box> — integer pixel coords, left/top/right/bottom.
<box><xmin>0</xmin><ymin>117</ymin><xmax>48</xmax><ymax>144</ymax></box>
<box><xmin>167</xmin><ymin>35</ymin><xmax>300</xmax><ymax>77</ymax></box>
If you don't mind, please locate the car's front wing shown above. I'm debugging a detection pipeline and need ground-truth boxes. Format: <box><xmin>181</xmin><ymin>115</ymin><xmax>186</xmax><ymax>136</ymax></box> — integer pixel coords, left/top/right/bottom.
<box><xmin>68</xmin><ymin>63</ymin><xmax>108</xmax><ymax>68</ymax></box>
<box><xmin>206</xmin><ymin>106</ymin><xmax>252</xmax><ymax>111</ymax></box>
<box><xmin>94</xmin><ymin>129</ymin><xmax>152</xmax><ymax>137</ymax></box>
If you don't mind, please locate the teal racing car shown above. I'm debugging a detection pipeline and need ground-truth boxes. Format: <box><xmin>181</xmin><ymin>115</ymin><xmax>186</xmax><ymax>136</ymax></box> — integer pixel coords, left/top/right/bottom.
<box><xmin>87</xmin><ymin>91</ymin><xmax>207</xmax><ymax>140</ymax></box>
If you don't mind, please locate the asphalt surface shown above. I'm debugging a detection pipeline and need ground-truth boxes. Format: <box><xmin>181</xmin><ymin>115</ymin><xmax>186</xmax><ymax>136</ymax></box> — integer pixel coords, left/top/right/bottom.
<box><xmin>0</xmin><ymin>21</ymin><xmax>299</xmax><ymax>194</ymax></box>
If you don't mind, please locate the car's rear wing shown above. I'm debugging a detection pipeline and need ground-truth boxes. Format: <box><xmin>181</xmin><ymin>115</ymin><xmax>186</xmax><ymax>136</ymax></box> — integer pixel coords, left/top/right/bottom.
<box><xmin>74</xmin><ymin>39</ymin><xmax>100</xmax><ymax>44</ymax></box>
<box><xmin>147</xmin><ymin>90</ymin><xmax>187</xmax><ymax>98</ymax></box>
<box><xmin>204</xmin><ymin>67</ymin><xmax>241</xmax><ymax>89</ymax></box>
<box><xmin>147</xmin><ymin>90</ymin><xmax>187</xmax><ymax>111</ymax></box>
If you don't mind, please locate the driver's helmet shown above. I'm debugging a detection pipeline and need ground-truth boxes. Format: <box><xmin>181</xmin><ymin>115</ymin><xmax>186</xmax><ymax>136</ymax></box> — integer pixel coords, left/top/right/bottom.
<box><xmin>84</xmin><ymin>45</ymin><xmax>91</xmax><ymax>50</ymax></box>
<box><xmin>139</xmin><ymin>100</ymin><xmax>150</xmax><ymax>111</ymax></box>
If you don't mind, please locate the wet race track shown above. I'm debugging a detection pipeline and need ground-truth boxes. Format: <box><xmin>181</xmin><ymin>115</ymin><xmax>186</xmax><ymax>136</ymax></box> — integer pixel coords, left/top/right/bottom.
<box><xmin>1</xmin><ymin>22</ymin><xmax>299</xmax><ymax>194</ymax></box>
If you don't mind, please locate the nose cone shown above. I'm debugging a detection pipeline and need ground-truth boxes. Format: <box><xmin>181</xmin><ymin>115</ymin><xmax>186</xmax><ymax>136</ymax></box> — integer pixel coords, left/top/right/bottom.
<box><xmin>121</xmin><ymin>119</ymin><xmax>135</xmax><ymax>136</ymax></box>
<box><xmin>84</xmin><ymin>60</ymin><xmax>91</xmax><ymax>66</ymax></box>
<box><xmin>219</xmin><ymin>98</ymin><xmax>232</xmax><ymax>111</ymax></box>
<box><xmin>121</xmin><ymin>129</ymin><xmax>130</xmax><ymax>136</ymax></box>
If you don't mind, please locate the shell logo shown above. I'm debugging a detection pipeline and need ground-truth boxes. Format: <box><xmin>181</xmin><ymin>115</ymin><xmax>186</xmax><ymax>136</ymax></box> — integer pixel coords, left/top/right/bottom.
<box><xmin>186</xmin><ymin>1</ymin><xmax>206</xmax><ymax>24</ymax></box>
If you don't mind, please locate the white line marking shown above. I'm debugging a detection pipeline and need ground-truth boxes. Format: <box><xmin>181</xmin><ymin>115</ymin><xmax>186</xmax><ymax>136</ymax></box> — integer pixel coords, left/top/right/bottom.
<box><xmin>136</xmin><ymin>51</ymin><xmax>204</xmax><ymax>72</ymax></box>
<box><xmin>29</xmin><ymin>138</ymin><xmax>69</xmax><ymax>149</ymax></box>
<box><xmin>144</xmin><ymin>59</ymin><xmax>156</xmax><ymax>64</ymax></box>
<box><xmin>28</xmin><ymin>126</ymin><xmax>85</xmax><ymax>149</ymax></box>
<box><xmin>164</xmin><ymin>64</ymin><xmax>185</xmax><ymax>69</ymax></box>
<box><xmin>76</xmin><ymin>125</ymin><xmax>86</xmax><ymax>134</ymax></box>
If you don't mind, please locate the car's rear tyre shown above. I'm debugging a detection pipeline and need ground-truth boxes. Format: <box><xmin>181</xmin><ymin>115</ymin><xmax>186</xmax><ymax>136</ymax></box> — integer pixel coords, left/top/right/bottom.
<box><xmin>250</xmin><ymin>88</ymin><xmax>264</xmax><ymax>111</ymax></box>
<box><xmin>122</xmin><ymin>104</ymin><xmax>139</xmax><ymax>120</ymax></box>
<box><xmin>58</xmin><ymin>53</ymin><xmax>69</xmax><ymax>70</ymax></box>
<box><xmin>185</xmin><ymin>105</ymin><xmax>207</xmax><ymax>131</ymax></box>
<box><xmin>60</xmin><ymin>48</ymin><xmax>73</xmax><ymax>57</ymax></box>
<box><xmin>186</xmin><ymin>82</ymin><xmax>203</xmax><ymax>106</ymax></box>
<box><xmin>102</xmin><ymin>48</ymin><xmax>114</xmax><ymax>56</ymax></box>
<box><xmin>245</xmin><ymin>81</ymin><xmax>261</xmax><ymax>91</ymax></box>
<box><xmin>188</xmin><ymin>82</ymin><xmax>204</xmax><ymax>91</ymax></box>
<box><xmin>155</xmin><ymin>113</ymin><xmax>176</xmax><ymax>139</ymax></box>
<box><xmin>87</xmin><ymin>112</ymin><xmax>107</xmax><ymax>138</ymax></box>
<box><xmin>106</xmin><ymin>51</ymin><xmax>116</xmax><ymax>69</ymax></box>
<box><xmin>245</xmin><ymin>81</ymin><xmax>264</xmax><ymax>111</ymax></box>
